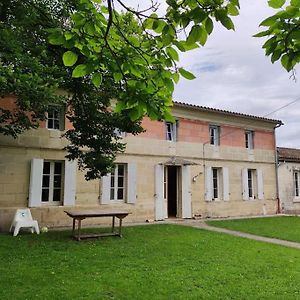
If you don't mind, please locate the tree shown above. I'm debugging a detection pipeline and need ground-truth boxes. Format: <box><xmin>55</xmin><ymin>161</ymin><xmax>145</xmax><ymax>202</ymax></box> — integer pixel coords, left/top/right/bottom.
<box><xmin>0</xmin><ymin>0</ymin><xmax>298</xmax><ymax>179</ymax></box>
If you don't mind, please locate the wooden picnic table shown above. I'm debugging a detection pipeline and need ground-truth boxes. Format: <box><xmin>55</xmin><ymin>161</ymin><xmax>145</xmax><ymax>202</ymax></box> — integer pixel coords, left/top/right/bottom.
<box><xmin>64</xmin><ymin>210</ymin><xmax>130</xmax><ymax>241</ymax></box>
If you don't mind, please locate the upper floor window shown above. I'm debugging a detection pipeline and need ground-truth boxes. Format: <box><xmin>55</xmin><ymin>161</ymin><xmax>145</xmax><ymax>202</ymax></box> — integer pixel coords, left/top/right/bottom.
<box><xmin>209</xmin><ymin>125</ymin><xmax>220</xmax><ymax>145</ymax></box>
<box><xmin>110</xmin><ymin>164</ymin><xmax>126</xmax><ymax>201</ymax></box>
<box><xmin>245</xmin><ymin>130</ymin><xmax>254</xmax><ymax>149</ymax></box>
<box><xmin>294</xmin><ymin>171</ymin><xmax>300</xmax><ymax>197</ymax></box>
<box><xmin>46</xmin><ymin>107</ymin><xmax>64</xmax><ymax>130</ymax></box>
<box><xmin>166</xmin><ymin>121</ymin><xmax>177</xmax><ymax>142</ymax></box>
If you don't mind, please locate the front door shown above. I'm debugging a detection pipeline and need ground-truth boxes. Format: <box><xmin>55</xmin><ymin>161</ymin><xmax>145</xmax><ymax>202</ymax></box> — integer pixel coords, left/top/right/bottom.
<box><xmin>167</xmin><ymin>166</ymin><xmax>178</xmax><ymax>217</ymax></box>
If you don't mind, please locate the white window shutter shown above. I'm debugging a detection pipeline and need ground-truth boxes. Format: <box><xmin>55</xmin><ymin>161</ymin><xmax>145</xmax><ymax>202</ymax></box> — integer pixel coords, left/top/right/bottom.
<box><xmin>242</xmin><ymin>168</ymin><xmax>249</xmax><ymax>200</ymax></box>
<box><xmin>127</xmin><ymin>163</ymin><xmax>137</xmax><ymax>204</ymax></box>
<box><xmin>182</xmin><ymin>165</ymin><xmax>192</xmax><ymax>218</ymax></box>
<box><xmin>28</xmin><ymin>158</ymin><xmax>43</xmax><ymax>207</ymax></box>
<box><xmin>101</xmin><ymin>174</ymin><xmax>111</xmax><ymax>204</ymax></box>
<box><xmin>257</xmin><ymin>169</ymin><xmax>264</xmax><ymax>200</ymax></box>
<box><xmin>222</xmin><ymin>167</ymin><xmax>230</xmax><ymax>201</ymax></box>
<box><xmin>63</xmin><ymin>160</ymin><xmax>77</xmax><ymax>206</ymax></box>
<box><xmin>205</xmin><ymin>166</ymin><xmax>212</xmax><ymax>201</ymax></box>
<box><xmin>155</xmin><ymin>164</ymin><xmax>165</xmax><ymax>220</ymax></box>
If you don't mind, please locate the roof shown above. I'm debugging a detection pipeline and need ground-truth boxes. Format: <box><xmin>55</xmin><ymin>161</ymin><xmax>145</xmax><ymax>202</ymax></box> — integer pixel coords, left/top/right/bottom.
<box><xmin>174</xmin><ymin>101</ymin><xmax>283</xmax><ymax>125</ymax></box>
<box><xmin>277</xmin><ymin>147</ymin><xmax>300</xmax><ymax>162</ymax></box>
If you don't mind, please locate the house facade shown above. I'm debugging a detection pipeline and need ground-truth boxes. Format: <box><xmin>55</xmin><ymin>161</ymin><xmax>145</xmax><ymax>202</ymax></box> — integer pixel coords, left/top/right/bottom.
<box><xmin>0</xmin><ymin>98</ymin><xmax>282</xmax><ymax>230</ymax></box>
<box><xmin>278</xmin><ymin>147</ymin><xmax>300</xmax><ymax>214</ymax></box>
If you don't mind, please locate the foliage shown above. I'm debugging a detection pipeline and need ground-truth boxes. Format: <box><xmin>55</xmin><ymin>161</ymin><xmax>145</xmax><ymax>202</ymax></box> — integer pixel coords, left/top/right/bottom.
<box><xmin>1</xmin><ymin>0</ymin><xmax>298</xmax><ymax>179</ymax></box>
<box><xmin>254</xmin><ymin>0</ymin><xmax>300</xmax><ymax>73</ymax></box>
<box><xmin>2</xmin><ymin>224</ymin><xmax>300</xmax><ymax>299</ymax></box>
<box><xmin>207</xmin><ymin>216</ymin><xmax>300</xmax><ymax>242</ymax></box>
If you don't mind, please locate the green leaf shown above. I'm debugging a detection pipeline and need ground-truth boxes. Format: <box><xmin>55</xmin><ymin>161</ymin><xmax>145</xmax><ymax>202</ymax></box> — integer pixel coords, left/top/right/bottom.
<box><xmin>113</xmin><ymin>73</ymin><xmax>123</xmax><ymax>82</ymax></box>
<box><xmin>166</xmin><ymin>47</ymin><xmax>179</xmax><ymax>61</ymax></box>
<box><xmin>91</xmin><ymin>73</ymin><xmax>102</xmax><ymax>88</ymax></box>
<box><xmin>205</xmin><ymin>17</ymin><xmax>214</xmax><ymax>35</ymax></box>
<box><xmin>172</xmin><ymin>72</ymin><xmax>180</xmax><ymax>84</ymax></box>
<box><xmin>163</xmin><ymin>110</ymin><xmax>175</xmax><ymax>122</ymax></box>
<box><xmin>187</xmin><ymin>25</ymin><xmax>201</xmax><ymax>45</ymax></box>
<box><xmin>268</xmin><ymin>0</ymin><xmax>286</xmax><ymax>9</ymax></box>
<box><xmin>62</xmin><ymin>51</ymin><xmax>78</xmax><ymax>67</ymax></box>
<box><xmin>220</xmin><ymin>16</ymin><xmax>235</xmax><ymax>30</ymax></box>
<box><xmin>281</xmin><ymin>53</ymin><xmax>292</xmax><ymax>71</ymax></box>
<box><xmin>128</xmin><ymin>107</ymin><xmax>141</xmax><ymax>121</ymax></box>
<box><xmin>48</xmin><ymin>32</ymin><xmax>65</xmax><ymax>45</ymax></box>
<box><xmin>253</xmin><ymin>30</ymin><xmax>271</xmax><ymax>38</ymax></box>
<box><xmin>291</xmin><ymin>0</ymin><xmax>300</xmax><ymax>7</ymax></box>
<box><xmin>271</xmin><ymin>50</ymin><xmax>282</xmax><ymax>63</ymax></box>
<box><xmin>227</xmin><ymin>3</ymin><xmax>240</xmax><ymax>16</ymax></box>
<box><xmin>72</xmin><ymin>64</ymin><xmax>87</xmax><ymax>78</ymax></box>
<box><xmin>259</xmin><ymin>15</ymin><xmax>278</xmax><ymax>27</ymax></box>
<box><xmin>174</xmin><ymin>41</ymin><xmax>186</xmax><ymax>52</ymax></box>
<box><xmin>179</xmin><ymin>68</ymin><xmax>196</xmax><ymax>80</ymax></box>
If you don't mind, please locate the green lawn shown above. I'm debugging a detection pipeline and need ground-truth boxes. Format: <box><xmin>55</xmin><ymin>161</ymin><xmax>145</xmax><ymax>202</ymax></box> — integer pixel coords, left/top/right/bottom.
<box><xmin>207</xmin><ymin>216</ymin><xmax>300</xmax><ymax>243</ymax></box>
<box><xmin>1</xmin><ymin>224</ymin><xmax>300</xmax><ymax>299</ymax></box>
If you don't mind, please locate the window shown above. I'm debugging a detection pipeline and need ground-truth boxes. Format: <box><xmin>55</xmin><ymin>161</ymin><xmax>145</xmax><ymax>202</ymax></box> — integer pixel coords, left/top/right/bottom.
<box><xmin>294</xmin><ymin>171</ymin><xmax>300</xmax><ymax>197</ymax></box>
<box><xmin>166</xmin><ymin>121</ymin><xmax>177</xmax><ymax>141</ymax></box>
<box><xmin>46</xmin><ymin>107</ymin><xmax>64</xmax><ymax>130</ymax></box>
<box><xmin>245</xmin><ymin>130</ymin><xmax>254</xmax><ymax>149</ymax></box>
<box><xmin>248</xmin><ymin>169</ymin><xmax>254</xmax><ymax>198</ymax></box>
<box><xmin>110</xmin><ymin>164</ymin><xmax>126</xmax><ymax>201</ymax></box>
<box><xmin>242</xmin><ymin>168</ymin><xmax>264</xmax><ymax>200</ymax></box>
<box><xmin>209</xmin><ymin>125</ymin><xmax>220</xmax><ymax>145</ymax></box>
<box><xmin>42</xmin><ymin>161</ymin><xmax>63</xmax><ymax>205</ymax></box>
<box><xmin>212</xmin><ymin>168</ymin><xmax>220</xmax><ymax>200</ymax></box>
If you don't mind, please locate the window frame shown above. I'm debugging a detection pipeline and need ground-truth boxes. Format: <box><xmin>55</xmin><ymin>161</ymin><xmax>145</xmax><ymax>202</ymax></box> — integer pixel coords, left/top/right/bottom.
<box><xmin>294</xmin><ymin>170</ymin><xmax>300</xmax><ymax>198</ymax></box>
<box><xmin>211</xmin><ymin>167</ymin><xmax>224</xmax><ymax>201</ymax></box>
<box><xmin>110</xmin><ymin>164</ymin><xmax>127</xmax><ymax>202</ymax></box>
<box><xmin>165</xmin><ymin>121</ymin><xmax>177</xmax><ymax>142</ymax></box>
<box><xmin>245</xmin><ymin>130</ymin><xmax>254</xmax><ymax>149</ymax></box>
<box><xmin>46</xmin><ymin>106</ymin><xmax>65</xmax><ymax>131</ymax></box>
<box><xmin>41</xmin><ymin>161</ymin><xmax>64</xmax><ymax>206</ymax></box>
<box><xmin>209</xmin><ymin>125</ymin><xmax>220</xmax><ymax>146</ymax></box>
<box><xmin>247</xmin><ymin>169</ymin><xmax>257</xmax><ymax>200</ymax></box>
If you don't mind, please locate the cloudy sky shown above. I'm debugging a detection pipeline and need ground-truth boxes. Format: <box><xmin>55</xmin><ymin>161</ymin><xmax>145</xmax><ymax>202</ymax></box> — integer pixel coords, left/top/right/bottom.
<box><xmin>124</xmin><ymin>1</ymin><xmax>300</xmax><ymax>148</ymax></box>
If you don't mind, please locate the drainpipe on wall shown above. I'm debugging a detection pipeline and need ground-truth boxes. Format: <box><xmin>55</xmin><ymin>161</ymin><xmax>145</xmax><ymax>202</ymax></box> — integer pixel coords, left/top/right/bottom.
<box><xmin>274</xmin><ymin>122</ymin><xmax>283</xmax><ymax>214</ymax></box>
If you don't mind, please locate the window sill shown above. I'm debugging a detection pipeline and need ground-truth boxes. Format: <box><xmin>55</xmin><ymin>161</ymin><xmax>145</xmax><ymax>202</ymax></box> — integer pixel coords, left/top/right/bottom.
<box><xmin>293</xmin><ymin>198</ymin><xmax>300</xmax><ymax>203</ymax></box>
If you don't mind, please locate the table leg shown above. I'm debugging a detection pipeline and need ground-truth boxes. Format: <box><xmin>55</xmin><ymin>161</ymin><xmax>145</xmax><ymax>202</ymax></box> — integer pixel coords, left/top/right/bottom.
<box><xmin>112</xmin><ymin>216</ymin><xmax>115</xmax><ymax>233</ymax></box>
<box><xmin>72</xmin><ymin>218</ymin><xmax>75</xmax><ymax>237</ymax></box>
<box><xmin>77</xmin><ymin>219</ymin><xmax>82</xmax><ymax>241</ymax></box>
<box><xmin>118</xmin><ymin>218</ymin><xmax>123</xmax><ymax>237</ymax></box>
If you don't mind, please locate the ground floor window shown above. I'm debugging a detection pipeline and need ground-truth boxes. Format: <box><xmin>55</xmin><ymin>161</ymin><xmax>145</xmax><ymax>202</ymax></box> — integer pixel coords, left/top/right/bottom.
<box><xmin>110</xmin><ymin>164</ymin><xmax>126</xmax><ymax>201</ymax></box>
<box><xmin>294</xmin><ymin>171</ymin><xmax>300</xmax><ymax>197</ymax></box>
<box><xmin>212</xmin><ymin>168</ymin><xmax>221</xmax><ymax>200</ymax></box>
<box><xmin>42</xmin><ymin>161</ymin><xmax>63</xmax><ymax>204</ymax></box>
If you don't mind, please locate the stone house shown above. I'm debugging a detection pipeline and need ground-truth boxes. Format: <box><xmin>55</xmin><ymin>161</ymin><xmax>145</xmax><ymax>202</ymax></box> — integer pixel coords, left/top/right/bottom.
<box><xmin>278</xmin><ymin>147</ymin><xmax>300</xmax><ymax>214</ymax></box>
<box><xmin>0</xmin><ymin>98</ymin><xmax>282</xmax><ymax>230</ymax></box>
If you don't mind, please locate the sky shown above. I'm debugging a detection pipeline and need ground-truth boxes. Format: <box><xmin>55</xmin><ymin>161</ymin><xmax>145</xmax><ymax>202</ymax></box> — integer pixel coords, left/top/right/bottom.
<box><xmin>123</xmin><ymin>1</ymin><xmax>300</xmax><ymax>148</ymax></box>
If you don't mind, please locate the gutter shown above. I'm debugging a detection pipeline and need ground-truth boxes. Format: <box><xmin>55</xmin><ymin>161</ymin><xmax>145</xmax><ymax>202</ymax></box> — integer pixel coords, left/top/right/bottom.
<box><xmin>274</xmin><ymin>122</ymin><xmax>283</xmax><ymax>214</ymax></box>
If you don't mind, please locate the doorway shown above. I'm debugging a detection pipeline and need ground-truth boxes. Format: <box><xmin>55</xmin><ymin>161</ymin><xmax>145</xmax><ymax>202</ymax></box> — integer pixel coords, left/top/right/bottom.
<box><xmin>167</xmin><ymin>166</ymin><xmax>178</xmax><ymax>217</ymax></box>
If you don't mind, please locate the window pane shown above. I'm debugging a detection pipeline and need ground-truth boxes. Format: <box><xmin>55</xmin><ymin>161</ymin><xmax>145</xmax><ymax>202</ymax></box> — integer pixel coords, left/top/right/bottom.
<box><xmin>53</xmin><ymin>189</ymin><xmax>61</xmax><ymax>202</ymax></box>
<box><xmin>54</xmin><ymin>110</ymin><xmax>59</xmax><ymax>119</ymax></box>
<box><xmin>117</xmin><ymin>188</ymin><xmax>124</xmax><ymax>200</ymax></box>
<box><xmin>54</xmin><ymin>175</ymin><xmax>61</xmax><ymax>188</ymax></box>
<box><xmin>54</xmin><ymin>119</ymin><xmax>60</xmax><ymax>129</ymax></box>
<box><xmin>42</xmin><ymin>175</ymin><xmax>50</xmax><ymax>187</ymax></box>
<box><xmin>110</xmin><ymin>189</ymin><xmax>114</xmax><ymax>200</ymax></box>
<box><xmin>118</xmin><ymin>165</ymin><xmax>124</xmax><ymax>176</ymax></box>
<box><xmin>42</xmin><ymin>189</ymin><xmax>49</xmax><ymax>202</ymax></box>
<box><xmin>43</xmin><ymin>162</ymin><xmax>50</xmax><ymax>174</ymax></box>
<box><xmin>48</xmin><ymin>119</ymin><xmax>53</xmax><ymax>129</ymax></box>
<box><xmin>54</xmin><ymin>162</ymin><xmax>62</xmax><ymax>174</ymax></box>
<box><xmin>110</xmin><ymin>176</ymin><xmax>115</xmax><ymax>187</ymax></box>
<box><xmin>118</xmin><ymin>176</ymin><xmax>124</xmax><ymax>188</ymax></box>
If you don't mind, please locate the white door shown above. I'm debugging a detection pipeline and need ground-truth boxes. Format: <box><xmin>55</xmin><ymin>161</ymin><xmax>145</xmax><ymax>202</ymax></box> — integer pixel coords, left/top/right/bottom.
<box><xmin>181</xmin><ymin>165</ymin><xmax>192</xmax><ymax>218</ymax></box>
<box><xmin>155</xmin><ymin>164</ymin><xmax>165</xmax><ymax>220</ymax></box>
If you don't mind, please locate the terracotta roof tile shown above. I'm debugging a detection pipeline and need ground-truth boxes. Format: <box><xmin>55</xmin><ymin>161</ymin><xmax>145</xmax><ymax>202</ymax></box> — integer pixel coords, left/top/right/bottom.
<box><xmin>174</xmin><ymin>101</ymin><xmax>283</xmax><ymax>125</ymax></box>
<box><xmin>277</xmin><ymin>147</ymin><xmax>300</xmax><ymax>162</ymax></box>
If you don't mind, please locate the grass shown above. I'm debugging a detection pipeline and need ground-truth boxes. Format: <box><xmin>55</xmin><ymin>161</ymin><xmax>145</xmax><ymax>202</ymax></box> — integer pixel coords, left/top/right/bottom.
<box><xmin>207</xmin><ymin>216</ymin><xmax>300</xmax><ymax>243</ymax></box>
<box><xmin>1</xmin><ymin>224</ymin><xmax>300</xmax><ymax>299</ymax></box>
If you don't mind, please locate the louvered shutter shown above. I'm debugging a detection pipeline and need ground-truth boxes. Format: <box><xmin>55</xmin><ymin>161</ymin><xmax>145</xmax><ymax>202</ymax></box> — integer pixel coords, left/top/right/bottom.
<box><xmin>28</xmin><ymin>159</ymin><xmax>43</xmax><ymax>207</ymax></box>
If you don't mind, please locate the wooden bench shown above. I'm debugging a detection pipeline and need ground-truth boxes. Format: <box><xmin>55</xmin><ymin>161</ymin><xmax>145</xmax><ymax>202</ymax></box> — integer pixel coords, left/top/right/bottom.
<box><xmin>64</xmin><ymin>210</ymin><xmax>130</xmax><ymax>241</ymax></box>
